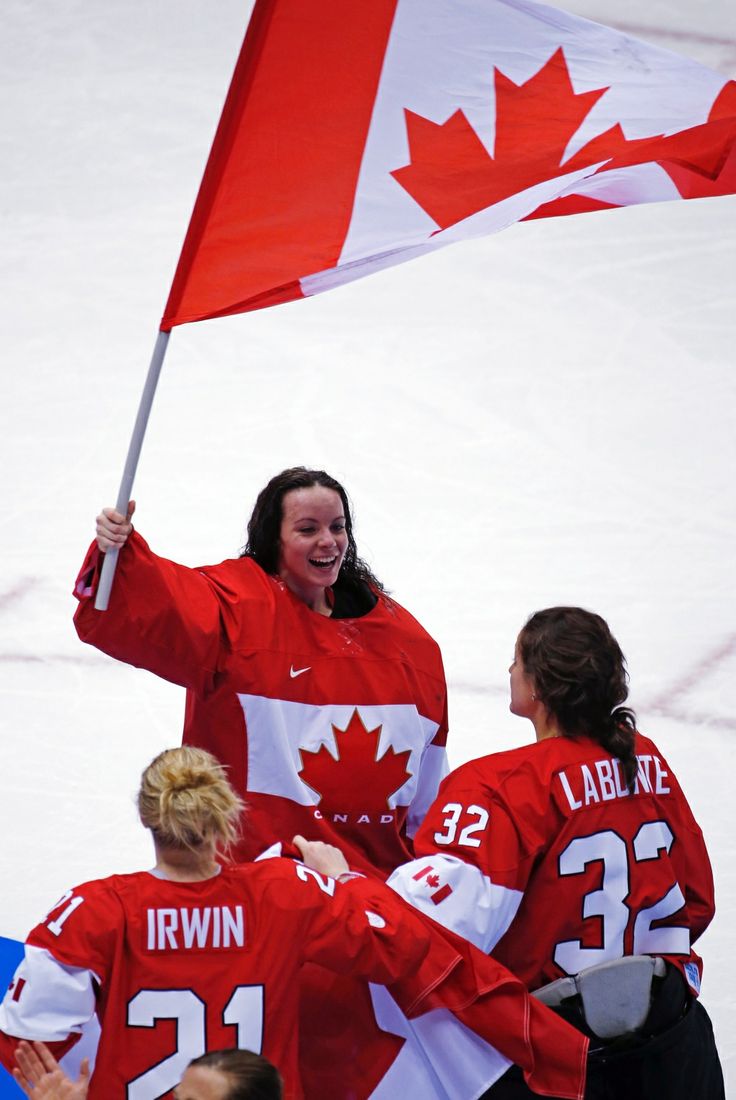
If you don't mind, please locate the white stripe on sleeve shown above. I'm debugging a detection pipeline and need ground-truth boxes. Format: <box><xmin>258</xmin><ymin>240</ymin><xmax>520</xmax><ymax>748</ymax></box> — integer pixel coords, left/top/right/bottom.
<box><xmin>0</xmin><ymin>944</ymin><xmax>97</xmax><ymax>1041</ymax></box>
<box><xmin>388</xmin><ymin>854</ymin><xmax>522</xmax><ymax>953</ymax></box>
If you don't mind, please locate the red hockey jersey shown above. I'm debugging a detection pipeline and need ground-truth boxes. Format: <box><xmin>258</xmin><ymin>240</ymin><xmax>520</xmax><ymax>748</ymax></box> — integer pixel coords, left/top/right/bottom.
<box><xmin>0</xmin><ymin>861</ymin><xmax>432</xmax><ymax>1099</ymax></box>
<box><xmin>73</xmin><ymin>534</ymin><xmax>448</xmax><ymax>874</ymax></box>
<box><xmin>389</xmin><ymin>732</ymin><xmax>715</xmax><ymax>995</ymax></box>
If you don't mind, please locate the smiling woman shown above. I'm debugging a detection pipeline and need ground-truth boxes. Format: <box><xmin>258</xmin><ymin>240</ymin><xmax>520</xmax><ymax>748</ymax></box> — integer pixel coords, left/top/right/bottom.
<box><xmin>276</xmin><ymin>485</ymin><xmax>348</xmax><ymax>612</ymax></box>
<box><xmin>72</xmin><ymin>466</ymin><xmax>449</xmax><ymax>1098</ymax></box>
<box><xmin>73</xmin><ymin>467</ymin><xmax>448</xmax><ymax>875</ymax></box>
<box><xmin>241</xmin><ymin>467</ymin><xmax>384</xmax><ymax>618</ymax></box>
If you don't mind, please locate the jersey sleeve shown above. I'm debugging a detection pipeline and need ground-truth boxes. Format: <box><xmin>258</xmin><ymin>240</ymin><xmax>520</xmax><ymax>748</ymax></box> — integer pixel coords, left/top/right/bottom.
<box><xmin>0</xmin><ymin>882</ymin><xmax>119</xmax><ymax>1063</ymax></box>
<box><xmin>73</xmin><ymin>532</ymin><xmax>256</xmax><ymax>696</ymax></box>
<box><xmin>387</xmin><ymin>853</ymin><xmax>522</xmax><ymax>952</ymax></box>
<box><xmin>659</xmin><ymin>759</ymin><xmax>716</xmax><ymax>942</ymax></box>
<box><xmin>681</xmin><ymin>841</ymin><xmax>715</xmax><ymax>943</ymax></box>
<box><xmin>0</xmin><ymin>945</ymin><xmax>96</xmax><ymax>1045</ymax></box>
<box><xmin>391</xmin><ymin>766</ymin><xmax>529</xmax><ymax>950</ymax></box>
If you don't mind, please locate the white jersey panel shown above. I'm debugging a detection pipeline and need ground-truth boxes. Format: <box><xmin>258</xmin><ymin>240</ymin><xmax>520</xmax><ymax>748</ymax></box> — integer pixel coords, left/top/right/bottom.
<box><xmin>404</xmin><ymin>743</ymin><xmax>449</xmax><ymax>838</ymax></box>
<box><xmin>0</xmin><ymin>945</ymin><xmax>96</xmax><ymax>1041</ymax></box>
<box><xmin>239</xmin><ymin>695</ymin><xmax>439</xmax><ymax>806</ymax></box>
<box><xmin>388</xmin><ymin>855</ymin><xmax>523</xmax><ymax>953</ymax></box>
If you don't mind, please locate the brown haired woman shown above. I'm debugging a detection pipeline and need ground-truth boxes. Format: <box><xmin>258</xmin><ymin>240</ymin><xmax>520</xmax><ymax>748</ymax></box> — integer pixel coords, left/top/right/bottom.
<box><xmin>388</xmin><ymin>607</ymin><xmax>725</xmax><ymax>1098</ymax></box>
<box><xmin>73</xmin><ymin>468</ymin><xmax>449</xmax><ymax>1096</ymax></box>
<box><xmin>0</xmin><ymin>746</ymin><xmax>432</xmax><ymax>1099</ymax></box>
<box><xmin>73</xmin><ymin>468</ymin><xmax>448</xmax><ymax>878</ymax></box>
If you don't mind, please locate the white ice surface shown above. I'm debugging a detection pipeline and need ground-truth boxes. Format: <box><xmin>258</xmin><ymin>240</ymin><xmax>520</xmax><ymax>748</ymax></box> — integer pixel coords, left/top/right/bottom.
<box><xmin>1</xmin><ymin>0</ymin><xmax>735</xmax><ymax>1092</ymax></box>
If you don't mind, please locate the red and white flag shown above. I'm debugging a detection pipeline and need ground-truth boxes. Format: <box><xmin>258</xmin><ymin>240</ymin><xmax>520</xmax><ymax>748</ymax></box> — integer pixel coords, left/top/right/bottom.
<box><xmin>161</xmin><ymin>0</ymin><xmax>736</xmax><ymax>328</ymax></box>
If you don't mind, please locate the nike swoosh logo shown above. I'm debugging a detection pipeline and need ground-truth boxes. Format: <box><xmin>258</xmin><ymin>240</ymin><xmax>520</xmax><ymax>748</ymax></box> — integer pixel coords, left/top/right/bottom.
<box><xmin>290</xmin><ymin>665</ymin><xmax>311</xmax><ymax>679</ymax></box>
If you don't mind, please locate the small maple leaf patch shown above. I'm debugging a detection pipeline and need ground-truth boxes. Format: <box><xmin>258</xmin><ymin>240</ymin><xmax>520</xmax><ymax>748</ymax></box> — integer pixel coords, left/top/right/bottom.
<box><xmin>411</xmin><ymin>864</ymin><xmax>454</xmax><ymax>905</ymax></box>
<box><xmin>298</xmin><ymin>709</ymin><xmax>412</xmax><ymax>813</ymax></box>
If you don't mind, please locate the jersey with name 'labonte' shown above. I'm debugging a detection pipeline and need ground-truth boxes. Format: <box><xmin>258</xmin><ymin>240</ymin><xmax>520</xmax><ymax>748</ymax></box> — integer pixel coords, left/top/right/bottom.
<box><xmin>389</xmin><ymin>731</ymin><xmax>714</xmax><ymax>994</ymax></box>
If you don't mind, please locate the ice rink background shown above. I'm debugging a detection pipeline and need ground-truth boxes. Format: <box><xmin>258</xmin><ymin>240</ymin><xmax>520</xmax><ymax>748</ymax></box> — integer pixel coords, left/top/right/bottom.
<box><xmin>2</xmin><ymin>0</ymin><xmax>735</xmax><ymax>1093</ymax></box>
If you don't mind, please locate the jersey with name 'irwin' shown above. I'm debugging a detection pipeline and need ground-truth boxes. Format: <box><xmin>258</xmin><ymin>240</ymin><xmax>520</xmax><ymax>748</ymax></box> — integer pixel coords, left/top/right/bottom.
<box><xmin>389</xmin><ymin>731</ymin><xmax>714</xmax><ymax>994</ymax></box>
<box><xmin>0</xmin><ymin>860</ymin><xmax>431</xmax><ymax>1099</ymax></box>
<box><xmin>73</xmin><ymin>533</ymin><xmax>448</xmax><ymax>876</ymax></box>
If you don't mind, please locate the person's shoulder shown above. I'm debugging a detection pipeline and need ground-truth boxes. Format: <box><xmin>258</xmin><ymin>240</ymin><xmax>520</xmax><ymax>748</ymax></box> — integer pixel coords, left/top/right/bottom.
<box><xmin>27</xmin><ymin>872</ymin><xmax>133</xmax><ymax>943</ymax></box>
<box><xmin>435</xmin><ymin>747</ymin><xmax>517</xmax><ymax>801</ymax></box>
<box><xmin>58</xmin><ymin>871</ymin><xmax>137</xmax><ymax>901</ymax></box>
<box><xmin>88</xmin><ymin>870</ymin><xmax>159</xmax><ymax>911</ymax></box>
<box><xmin>223</xmin><ymin>858</ymin><xmax>322</xmax><ymax>907</ymax></box>
<box><xmin>371</xmin><ymin>593</ymin><xmax>443</xmax><ymax>652</ymax></box>
<box><xmin>458</xmin><ymin>740</ymin><xmax>547</xmax><ymax>777</ymax></box>
<box><xmin>222</xmin><ymin>857</ymin><xmax>297</xmax><ymax>886</ymax></box>
<box><xmin>631</xmin><ymin>729</ymin><xmax>688</xmax><ymax>795</ymax></box>
<box><xmin>197</xmin><ymin>554</ymin><xmax>260</xmax><ymax>579</ymax></box>
<box><xmin>375</xmin><ymin>592</ymin><xmax>424</xmax><ymax>626</ymax></box>
<box><xmin>442</xmin><ymin>740</ymin><xmax>571</xmax><ymax>799</ymax></box>
<box><xmin>633</xmin><ymin>729</ymin><xmax>662</xmax><ymax>756</ymax></box>
<box><xmin>91</xmin><ymin>869</ymin><xmax>236</xmax><ymax>917</ymax></box>
<box><xmin>196</xmin><ymin>554</ymin><xmax>280</xmax><ymax>600</ymax></box>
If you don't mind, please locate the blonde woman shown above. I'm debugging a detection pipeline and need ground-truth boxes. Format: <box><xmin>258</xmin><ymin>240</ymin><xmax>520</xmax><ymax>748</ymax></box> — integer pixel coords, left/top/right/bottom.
<box><xmin>0</xmin><ymin>747</ymin><xmax>432</xmax><ymax>1099</ymax></box>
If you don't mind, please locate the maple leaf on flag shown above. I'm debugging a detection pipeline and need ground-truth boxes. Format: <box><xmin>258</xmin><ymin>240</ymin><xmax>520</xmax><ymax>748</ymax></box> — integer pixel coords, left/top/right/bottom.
<box><xmin>154</xmin><ymin>1</ymin><xmax>736</xmax><ymax>329</ymax></box>
<box><xmin>391</xmin><ymin>48</ymin><xmax>736</xmax><ymax>231</ymax></box>
<box><xmin>392</xmin><ymin>48</ymin><xmax>610</xmax><ymax>228</ymax></box>
<box><xmin>426</xmin><ymin>873</ymin><xmax>441</xmax><ymax>888</ymax></box>
<box><xmin>298</xmin><ymin>709</ymin><xmax>412</xmax><ymax>812</ymax></box>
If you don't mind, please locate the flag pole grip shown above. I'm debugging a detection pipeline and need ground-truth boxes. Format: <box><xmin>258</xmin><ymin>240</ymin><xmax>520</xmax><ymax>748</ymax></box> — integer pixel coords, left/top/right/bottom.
<box><xmin>95</xmin><ymin>329</ymin><xmax>172</xmax><ymax>611</ymax></box>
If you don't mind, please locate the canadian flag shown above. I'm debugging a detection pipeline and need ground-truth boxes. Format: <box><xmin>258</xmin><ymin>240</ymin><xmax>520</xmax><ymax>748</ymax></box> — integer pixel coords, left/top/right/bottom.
<box><xmin>413</xmin><ymin>863</ymin><xmax>454</xmax><ymax>904</ymax></box>
<box><xmin>161</xmin><ymin>0</ymin><xmax>736</xmax><ymax>328</ymax></box>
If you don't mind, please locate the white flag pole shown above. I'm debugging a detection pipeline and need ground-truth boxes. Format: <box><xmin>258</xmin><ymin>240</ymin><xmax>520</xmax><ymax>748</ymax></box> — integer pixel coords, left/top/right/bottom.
<box><xmin>94</xmin><ymin>328</ymin><xmax>172</xmax><ymax>611</ymax></box>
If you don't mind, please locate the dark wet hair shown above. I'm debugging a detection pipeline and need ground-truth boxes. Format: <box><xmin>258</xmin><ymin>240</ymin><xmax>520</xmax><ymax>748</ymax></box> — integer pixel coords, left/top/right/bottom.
<box><xmin>241</xmin><ymin>467</ymin><xmax>385</xmax><ymax>594</ymax></box>
<box><xmin>518</xmin><ymin>607</ymin><xmax>638</xmax><ymax>789</ymax></box>
<box><xmin>188</xmin><ymin>1048</ymin><xmax>283</xmax><ymax>1099</ymax></box>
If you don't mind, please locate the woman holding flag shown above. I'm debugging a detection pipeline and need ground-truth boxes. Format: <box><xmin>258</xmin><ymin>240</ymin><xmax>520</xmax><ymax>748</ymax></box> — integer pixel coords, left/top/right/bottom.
<box><xmin>73</xmin><ymin>465</ymin><xmax>451</xmax><ymax>1097</ymax></box>
<box><xmin>74</xmin><ymin>466</ymin><xmax>449</xmax><ymax>877</ymax></box>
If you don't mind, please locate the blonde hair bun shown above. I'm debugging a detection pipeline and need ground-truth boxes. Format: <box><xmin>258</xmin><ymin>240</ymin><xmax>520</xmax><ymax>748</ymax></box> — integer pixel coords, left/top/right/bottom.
<box><xmin>138</xmin><ymin>746</ymin><xmax>244</xmax><ymax>852</ymax></box>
